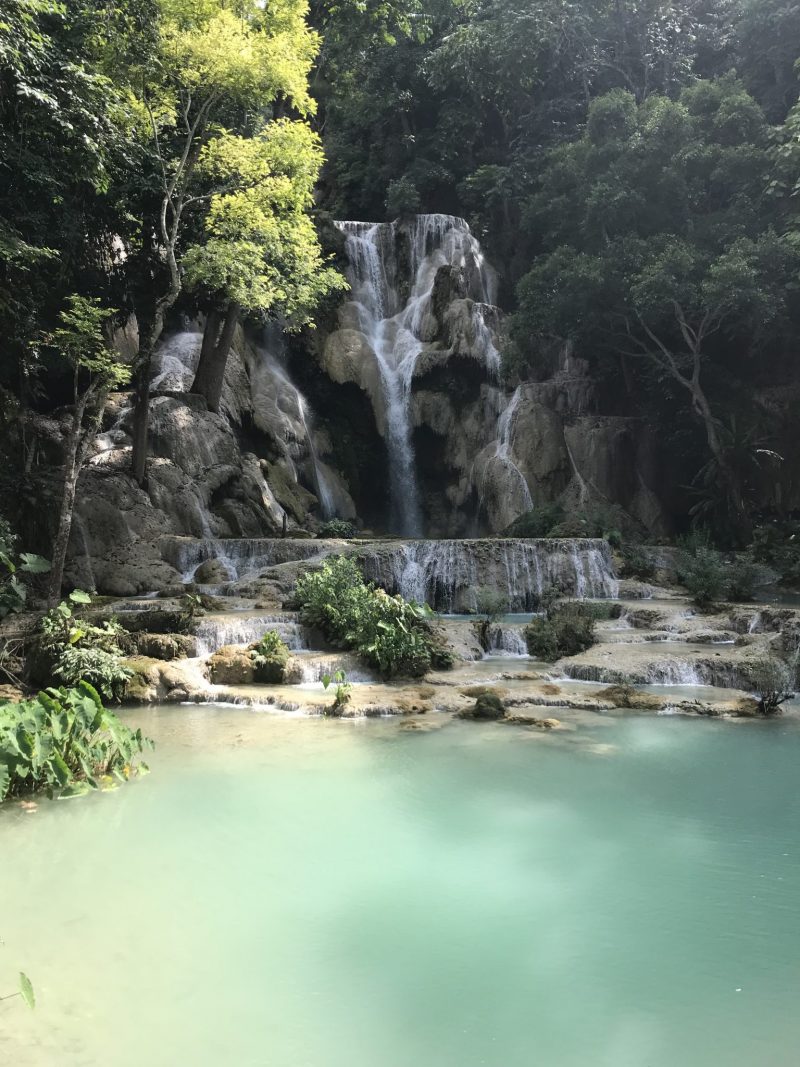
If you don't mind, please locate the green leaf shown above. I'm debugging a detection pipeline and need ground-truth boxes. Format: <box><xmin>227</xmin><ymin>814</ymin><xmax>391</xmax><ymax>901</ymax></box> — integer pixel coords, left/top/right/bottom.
<box><xmin>19</xmin><ymin>553</ymin><xmax>51</xmax><ymax>574</ymax></box>
<box><xmin>19</xmin><ymin>973</ymin><xmax>35</xmax><ymax>1010</ymax></box>
<box><xmin>58</xmin><ymin>781</ymin><xmax>92</xmax><ymax>799</ymax></box>
<box><xmin>69</xmin><ymin>589</ymin><xmax>92</xmax><ymax>605</ymax></box>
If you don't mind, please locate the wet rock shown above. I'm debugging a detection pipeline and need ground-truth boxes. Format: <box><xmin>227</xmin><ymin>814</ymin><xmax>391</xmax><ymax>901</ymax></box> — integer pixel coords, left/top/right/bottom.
<box><xmin>194</xmin><ymin>559</ymin><xmax>234</xmax><ymax>585</ymax></box>
<box><xmin>502</xmin><ymin>712</ymin><xmax>561</xmax><ymax>728</ymax></box>
<box><xmin>460</xmin><ymin>692</ymin><xmax>506</xmax><ymax>720</ymax></box>
<box><xmin>207</xmin><ymin>645</ymin><xmax>255</xmax><ymax>685</ymax></box>
<box><xmin>130</xmin><ymin>632</ymin><xmax>198</xmax><ymax>661</ymax></box>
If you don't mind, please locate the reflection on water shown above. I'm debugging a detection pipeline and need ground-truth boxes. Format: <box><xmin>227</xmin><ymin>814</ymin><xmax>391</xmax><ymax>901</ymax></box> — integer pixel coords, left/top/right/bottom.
<box><xmin>2</xmin><ymin>708</ymin><xmax>800</xmax><ymax>1067</ymax></box>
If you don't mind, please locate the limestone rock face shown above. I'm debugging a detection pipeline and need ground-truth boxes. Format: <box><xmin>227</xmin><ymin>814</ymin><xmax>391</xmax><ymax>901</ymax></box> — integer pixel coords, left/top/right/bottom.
<box><xmin>314</xmin><ymin>215</ymin><xmax>672</xmax><ymax>537</ymax></box>
<box><xmin>70</xmin><ymin>321</ymin><xmax>356</xmax><ymax>595</ymax></box>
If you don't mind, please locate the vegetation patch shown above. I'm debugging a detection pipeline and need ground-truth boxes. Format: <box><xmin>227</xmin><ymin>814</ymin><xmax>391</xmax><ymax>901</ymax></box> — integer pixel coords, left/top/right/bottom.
<box><xmin>0</xmin><ymin>682</ymin><xmax>151</xmax><ymax>802</ymax></box>
<box><xmin>295</xmin><ymin>556</ymin><xmax>445</xmax><ymax>678</ymax></box>
<box><xmin>37</xmin><ymin>592</ymin><xmax>132</xmax><ymax>701</ymax></box>
<box><xmin>524</xmin><ymin>602</ymin><xmax>597</xmax><ymax>661</ymax></box>
<box><xmin>250</xmin><ymin>631</ymin><xmax>290</xmax><ymax>683</ymax></box>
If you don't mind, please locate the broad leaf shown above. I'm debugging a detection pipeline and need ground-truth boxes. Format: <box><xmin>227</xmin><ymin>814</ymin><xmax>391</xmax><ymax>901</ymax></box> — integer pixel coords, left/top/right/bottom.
<box><xmin>19</xmin><ymin>973</ymin><xmax>35</xmax><ymax>1010</ymax></box>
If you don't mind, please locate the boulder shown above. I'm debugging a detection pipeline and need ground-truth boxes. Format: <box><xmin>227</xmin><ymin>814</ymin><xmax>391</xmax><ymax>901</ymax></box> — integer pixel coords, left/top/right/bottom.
<box><xmin>131</xmin><ymin>633</ymin><xmax>198</xmax><ymax>661</ymax></box>
<box><xmin>194</xmin><ymin>559</ymin><xmax>234</xmax><ymax>585</ymax></box>
<box><xmin>207</xmin><ymin>645</ymin><xmax>255</xmax><ymax>685</ymax></box>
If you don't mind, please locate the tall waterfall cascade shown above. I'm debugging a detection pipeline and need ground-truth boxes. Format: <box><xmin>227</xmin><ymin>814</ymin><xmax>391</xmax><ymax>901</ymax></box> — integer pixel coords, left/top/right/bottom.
<box><xmin>336</xmin><ymin>214</ymin><xmax>530</xmax><ymax>536</ymax></box>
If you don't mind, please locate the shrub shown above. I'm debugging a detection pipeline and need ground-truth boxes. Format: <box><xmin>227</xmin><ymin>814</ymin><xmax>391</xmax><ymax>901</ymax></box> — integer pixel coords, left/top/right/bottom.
<box><xmin>250</xmin><ymin>631</ymin><xmax>290</xmax><ymax>683</ymax></box>
<box><xmin>679</xmin><ymin>546</ymin><xmax>726</xmax><ymax>608</ymax></box>
<box><xmin>322</xmin><ymin>669</ymin><xmax>352</xmax><ymax>715</ymax></box>
<box><xmin>317</xmin><ymin>518</ymin><xmax>357</xmax><ymax>539</ymax></box>
<box><xmin>295</xmin><ymin>556</ymin><xmax>439</xmax><ymax>678</ymax></box>
<box><xmin>751</xmin><ymin>521</ymin><xmax>800</xmax><ymax>585</ymax></box>
<box><xmin>385</xmin><ymin>175</ymin><xmax>421</xmax><ymax>219</ymax></box>
<box><xmin>604</xmin><ymin>528</ymin><xmax>624</xmax><ymax>549</ymax></box>
<box><xmin>504</xmin><ymin>503</ymin><xmax>565</xmax><ymax>538</ymax></box>
<box><xmin>0</xmin><ymin>518</ymin><xmax>50</xmax><ymax>620</ymax></box>
<box><xmin>747</xmin><ymin>654</ymin><xmax>797</xmax><ymax>716</ymax></box>
<box><xmin>725</xmin><ymin>558</ymin><xmax>765</xmax><ymax>602</ymax></box>
<box><xmin>524</xmin><ymin>601</ymin><xmax>596</xmax><ymax>660</ymax></box>
<box><xmin>0</xmin><ymin>682</ymin><xmax>151</xmax><ymax>801</ymax></box>
<box><xmin>620</xmin><ymin>545</ymin><xmax>656</xmax><ymax>581</ymax></box>
<box><xmin>39</xmin><ymin>592</ymin><xmax>132</xmax><ymax>701</ymax></box>
<box><xmin>523</xmin><ymin>618</ymin><xmax>559</xmax><ymax>660</ymax></box>
<box><xmin>473</xmin><ymin>585</ymin><xmax>507</xmax><ymax>621</ymax></box>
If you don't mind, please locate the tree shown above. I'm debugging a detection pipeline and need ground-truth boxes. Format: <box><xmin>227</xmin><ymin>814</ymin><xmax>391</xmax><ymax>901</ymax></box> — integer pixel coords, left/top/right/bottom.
<box><xmin>513</xmin><ymin>79</ymin><xmax>799</xmax><ymax>542</ymax></box>
<box><xmin>39</xmin><ymin>297</ymin><xmax>130</xmax><ymax>605</ymax></box>
<box><xmin>126</xmin><ymin>0</ymin><xmax>322</xmax><ymax>484</ymax></box>
<box><xmin>186</xmin><ymin>120</ymin><xmax>345</xmax><ymax>412</ymax></box>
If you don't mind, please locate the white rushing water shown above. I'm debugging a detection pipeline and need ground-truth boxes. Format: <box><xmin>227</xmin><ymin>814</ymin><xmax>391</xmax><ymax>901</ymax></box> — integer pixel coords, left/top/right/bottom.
<box><xmin>336</xmin><ymin>214</ymin><xmax>499</xmax><ymax>536</ymax></box>
<box><xmin>361</xmin><ymin>538</ymin><xmax>619</xmax><ymax>612</ymax></box>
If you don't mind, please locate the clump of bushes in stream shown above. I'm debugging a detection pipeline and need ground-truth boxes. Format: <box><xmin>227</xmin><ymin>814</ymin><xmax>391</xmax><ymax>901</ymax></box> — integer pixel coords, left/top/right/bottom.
<box><xmin>317</xmin><ymin>518</ymin><xmax>357</xmax><ymax>539</ymax></box>
<box><xmin>250</xmin><ymin>631</ymin><xmax>290</xmax><ymax>683</ymax></box>
<box><xmin>524</xmin><ymin>601</ymin><xmax>598</xmax><ymax>661</ymax></box>
<box><xmin>0</xmin><ymin>681</ymin><xmax>151</xmax><ymax>801</ymax></box>
<box><xmin>747</xmin><ymin>653</ymin><xmax>798</xmax><ymax>716</ymax></box>
<box><xmin>504</xmin><ymin>503</ymin><xmax>627</xmax><ymax>544</ymax></box>
<box><xmin>37</xmin><ymin>591</ymin><xmax>132</xmax><ymax>701</ymax></box>
<box><xmin>677</xmin><ymin>538</ymin><xmax>770</xmax><ymax>607</ymax></box>
<box><xmin>295</xmin><ymin>556</ymin><xmax>449</xmax><ymax>677</ymax></box>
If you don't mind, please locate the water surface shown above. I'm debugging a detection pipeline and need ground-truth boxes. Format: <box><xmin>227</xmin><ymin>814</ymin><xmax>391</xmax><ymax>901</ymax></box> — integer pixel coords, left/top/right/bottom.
<box><xmin>2</xmin><ymin>707</ymin><xmax>799</xmax><ymax>1066</ymax></box>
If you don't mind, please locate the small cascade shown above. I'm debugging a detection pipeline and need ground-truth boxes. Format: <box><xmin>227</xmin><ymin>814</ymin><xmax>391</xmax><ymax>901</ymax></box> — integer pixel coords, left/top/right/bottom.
<box><xmin>360</xmin><ymin>538</ymin><xmax>618</xmax><ymax>612</ymax></box>
<box><xmin>249</xmin><ymin>332</ymin><xmax>341</xmax><ymax>519</ymax></box>
<box><xmin>483</xmin><ymin>386</ymin><xmax>533</xmax><ymax>515</ymax></box>
<box><xmin>150</xmin><ymin>330</ymin><xmax>202</xmax><ymax>391</ymax></box>
<box><xmin>194</xmin><ymin>614</ymin><xmax>308</xmax><ymax>657</ymax></box>
<box><xmin>336</xmin><ymin>214</ymin><xmax>499</xmax><ymax>535</ymax></box>
<box><xmin>486</xmin><ymin>624</ymin><xmax>528</xmax><ymax>657</ymax></box>
<box><xmin>292</xmin><ymin>652</ymin><xmax>374</xmax><ymax>685</ymax></box>
<box><xmin>163</xmin><ymin>537</ymin><xmax>327</xmax><ymax>583</ymax></box>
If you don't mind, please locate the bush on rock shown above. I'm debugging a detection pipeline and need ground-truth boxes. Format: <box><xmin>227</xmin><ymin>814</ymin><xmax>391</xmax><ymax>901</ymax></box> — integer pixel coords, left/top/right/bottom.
<box><xmin>250</xmin><ymin>631</ymin><xmax>290</xmax><ymax>683</ymax></box>
<box><xmin>295</xmin><ymin>556</ymin><xmax>441</xmax><ymax>678</ymax></box>
<box><xmin>524</xmin><ymin>601</ymin><xmax>597</xmax><ymax>661</ymax></box>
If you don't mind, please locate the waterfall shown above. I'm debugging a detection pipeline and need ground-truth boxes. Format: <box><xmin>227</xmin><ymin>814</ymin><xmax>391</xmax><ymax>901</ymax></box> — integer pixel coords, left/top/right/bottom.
<box><xmin>487</xmin><ymin>624</ymin><xmax>528</xmax><ymax>657</ymax></box>
<box><xmin>359</xmin><ymin>538</ymin><xmax>618</xmax><ymax>612</ymax></box>
<box><xmin>194</xmin><ymin>614</ymin><xmax>308</xmax><ymax>657</ymax></box>
<box><xmin>150</xmin><ymin>330</ymin><xmax>202</xmax><ymax>391</ymax></box>
<box><xmin>484</xmin><ymin>386</ymin><xmax>533</xmax><ymax>514</ymax></box>
<box><xmin>336</xmin><ymin>214</ymin><xmax>499</xmax><ymax>536</ymax></box>
<box><xmin>163</xmin><ymin>537</ymin><xmax>328</xmax><ymax>583</ymax></box>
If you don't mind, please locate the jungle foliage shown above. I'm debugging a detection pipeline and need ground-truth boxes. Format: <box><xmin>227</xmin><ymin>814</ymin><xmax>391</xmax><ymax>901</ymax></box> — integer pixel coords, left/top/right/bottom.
<box><xmin>313</xmin><ymin>0</ymin><xmax>800</xmax><ymax>544</ymax></box>
<box><xmin>0</xmin><ymin>681</ymin><xmax>150</xmax><ymax>801</ymax></box>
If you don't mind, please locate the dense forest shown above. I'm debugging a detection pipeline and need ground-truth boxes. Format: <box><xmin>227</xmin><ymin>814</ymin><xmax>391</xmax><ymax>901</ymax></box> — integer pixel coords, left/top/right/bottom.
<box><xmin>1</xmin><ymin>0</ymin><xmax>800</xmax><ymax>574</ymax></box>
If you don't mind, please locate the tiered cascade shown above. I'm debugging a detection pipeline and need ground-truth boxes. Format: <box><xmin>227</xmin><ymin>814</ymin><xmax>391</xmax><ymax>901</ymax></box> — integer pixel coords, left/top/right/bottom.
<box><xmin>336</xmin><ymin>214</ymin><xmax>529</xmax><ymax>535</ymax></box>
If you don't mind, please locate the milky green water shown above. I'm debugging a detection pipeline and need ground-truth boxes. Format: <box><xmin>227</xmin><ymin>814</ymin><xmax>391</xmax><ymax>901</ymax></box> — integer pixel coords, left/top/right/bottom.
<box><xmin>2</xmin><ymin>706</ymin><xmax>800</xmax><ymax>1067</ymax></box>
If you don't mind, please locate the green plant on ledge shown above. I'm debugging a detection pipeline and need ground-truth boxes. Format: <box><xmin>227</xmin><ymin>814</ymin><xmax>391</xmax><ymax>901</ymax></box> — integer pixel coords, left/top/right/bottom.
<box><xmin>295</xmin><ymin>556</ymin><xmax>438</xmax><ymax>678</ymax></box>
<box><xmin>0</xmin><ymin>681</ymin><xmax>151</xmax><ymax>801</ymax></box>
<box><xmin>39</xmin><ymin>591</ymin><xmax>131</xmax><ymax>701</ymax></box>
<box><xmin>524</xmin><ymin>601</ymin><xmax>597</xmax><ymax>661</ymax></box>
<box><xmin>322</xmin><ymin>670</ymin><xmax>352</xmax><ymax>715</ymax></box>
<box><xmin>250</xmin><ymin>631</ymin><xmax>290</xmax><ymax>683</ymax></box>
<box><xmin>317</xmin><ymin>518</ymin><xmax>357</xmax><ymax>539</ymax></box>
<box><xmin>0</xmin><ymin>517</ymin><xmax>51</xmax><ymax>620</ymax></box>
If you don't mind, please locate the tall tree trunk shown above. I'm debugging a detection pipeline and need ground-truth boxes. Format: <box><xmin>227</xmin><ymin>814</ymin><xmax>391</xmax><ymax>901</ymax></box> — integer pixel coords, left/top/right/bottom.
<box><xmin>689</xmin><ymin>382</ymin><xmax>752</xmax><ymax>543</ymax></box>
<box><xmin>47</xmin><ymin>398</ymin><xmax>87</xmax><ymax>607</ymax></box>
<box><xmin>47</xmin><ymin>390</ymin><xmax>109</xmax><ymax>606</ymax></box>
<box><xmin>190</xmin><ymin>302</ymin><xmax>240</xmax><ymax>414</ymax></box>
